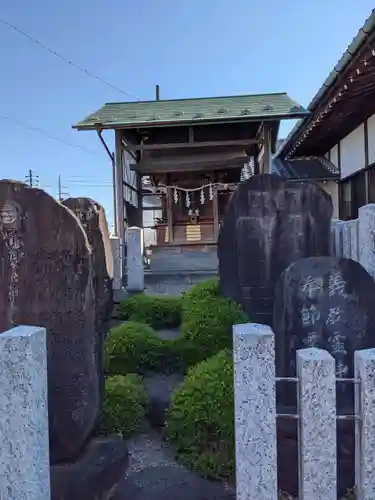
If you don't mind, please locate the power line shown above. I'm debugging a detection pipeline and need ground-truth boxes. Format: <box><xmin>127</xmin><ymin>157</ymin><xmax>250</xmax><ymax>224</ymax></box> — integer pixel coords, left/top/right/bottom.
<box><xmin>0</xmin><ymin>18</ymin><xmax>140</xmax><ymax>101</ymax></box>
<box><xmin>0</xmin><ymin>115</ymin><xmax>102</xmax><ymax>157</ymax></box>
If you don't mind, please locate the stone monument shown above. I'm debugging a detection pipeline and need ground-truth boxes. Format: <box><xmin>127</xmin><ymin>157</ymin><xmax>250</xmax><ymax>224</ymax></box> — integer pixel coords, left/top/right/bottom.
<box><xmin>273</xmin><ymin>255</ymin><xmax>375</xmax><ymax>497</ymax></box>
<box><xmin>218</xmin><ymin>174</ymin><xmax>332</xmax><ymax>325</ymax></box>
<box><xmin>0</xmin><ymin>181</ymin><xmax>128</xmax><ymax>498</ymax></box>
<box><xmin>274</xmin><ymin>256</ymin><xmax>375</xmax><ymax>388</ymax></box>
<box><xmin>63</xmin><ymin>197</ymin><xmax>114</xmax><ymax>327</ymax></box>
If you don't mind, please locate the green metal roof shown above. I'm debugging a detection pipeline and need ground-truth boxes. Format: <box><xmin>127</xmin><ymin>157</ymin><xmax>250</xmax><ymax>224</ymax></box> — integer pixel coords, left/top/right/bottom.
<box><xmin>73</xmin><ymin>93</ymin><xmax>309</xmax><ymax>130</ymax></box>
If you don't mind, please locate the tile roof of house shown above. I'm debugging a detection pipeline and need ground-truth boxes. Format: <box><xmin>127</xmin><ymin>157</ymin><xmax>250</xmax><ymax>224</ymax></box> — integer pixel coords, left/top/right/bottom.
<box><xmin>272</xmin><ymin>156</ymin><xmax>339</xmax><ymax>180</ymax></box>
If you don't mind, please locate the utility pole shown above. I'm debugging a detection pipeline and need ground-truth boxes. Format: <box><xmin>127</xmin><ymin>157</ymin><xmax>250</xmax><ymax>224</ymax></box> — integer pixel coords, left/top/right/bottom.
<box><xmin>57</xmin><ymin>174</ymin><xmax>69</xmax><ymax>201</ymax></box>
<box><xmin>25</xmin><ymin>169</ymin><xmax>39</xmax><ymax>187</ymax></box>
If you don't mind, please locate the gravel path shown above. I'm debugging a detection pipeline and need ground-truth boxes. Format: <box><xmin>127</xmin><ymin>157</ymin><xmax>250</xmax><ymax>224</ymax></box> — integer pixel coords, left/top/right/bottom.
<box><xmin>154</xmin><ymin>327</ymin><xmax>181</xmax><ymax>340</ymax></box>
<box><xmin>110</xmin><ymin>326</ymin><xmax>237</xmax><ymax>499</ymax></box>
<box><xmin>126</xmin><ymin>424</ymin><xmax>182</xmax><ymax>472</ymax></box>
<box><xmin>111</xmin><ymin>423</ymin><xmax>236</xmax><ymax>500</ymax></box>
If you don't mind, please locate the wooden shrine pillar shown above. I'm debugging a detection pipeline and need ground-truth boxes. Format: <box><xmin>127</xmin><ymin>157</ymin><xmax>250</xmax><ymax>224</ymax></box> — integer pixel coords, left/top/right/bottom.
<box><xmin>166</xmin><ymin>184</ymin><xmax>174</xmax><ymax>244</ymax></box>
<box><xmin>257</xmin><ymin>123</ymin><xmax>272</xmax><ymax>174</ymax></box>
<box><xmin>213</xmin><ymin>184</ymin><xmax>220</xmax><ymax>241</ymax></box>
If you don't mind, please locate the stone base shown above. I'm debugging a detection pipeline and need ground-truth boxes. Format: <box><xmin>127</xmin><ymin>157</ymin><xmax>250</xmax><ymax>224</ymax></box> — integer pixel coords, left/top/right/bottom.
<box><xmin>51</xmin><ymin>436</ymin><xmax>129</xmax><ymax>500</ymax></box>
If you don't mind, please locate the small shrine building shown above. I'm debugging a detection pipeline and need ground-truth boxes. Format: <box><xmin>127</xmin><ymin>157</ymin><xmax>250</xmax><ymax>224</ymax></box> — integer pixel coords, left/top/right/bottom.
<box><xmin>74</xmin><ymin>89</ymin><xmax>308</xmax><ymax>248</ymax></box>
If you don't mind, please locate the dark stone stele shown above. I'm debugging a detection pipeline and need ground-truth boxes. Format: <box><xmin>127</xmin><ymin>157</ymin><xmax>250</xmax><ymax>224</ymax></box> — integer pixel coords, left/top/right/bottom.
<box><xmin>62</xmin><ymin>197</ymin><xmax>114</xmax><ymax>328</ymax></box>
<box><xmin>217</xmin><ymin>174</ymin><xmax>332</xmax><ymax>325</ymax></box>
<box><xmin>273</xmin><ymin>255</ymin><xmax>375</xmax><ymax>498</ymax></box>
<box><xmin>273</xmin><ymin>256</ymin><xmax>375</xmax><ymax>388</ymax></box>
<box><xmin>63</xmin><ymin>197</ymin><xmax>114</xmax><ymax>421</ymax></box>
<box><xmin>0</xmin><ymin>181</ymin><xmax>99</xmax><ymax>464</ymax></box>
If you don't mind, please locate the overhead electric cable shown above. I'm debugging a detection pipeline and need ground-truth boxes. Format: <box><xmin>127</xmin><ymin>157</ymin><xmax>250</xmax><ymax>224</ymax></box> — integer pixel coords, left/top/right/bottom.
<box><xmin>0</xmin><ymin>115</ymin><xmax>103</xmax><ymax>157</ymax></box>
<box><xmin>0</xmin><ymin>18</ymin><xmax>140</xmax><ymax>100</ymax></box>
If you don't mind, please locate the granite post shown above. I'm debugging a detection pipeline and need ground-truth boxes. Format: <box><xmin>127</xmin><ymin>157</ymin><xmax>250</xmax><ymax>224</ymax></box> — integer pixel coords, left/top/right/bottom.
<box><xmin>0</xmin><ymin>326</ymin><xmax>50</xmax><ymax>500</ymax></box>
<box><xmin>110</xmin><ymin>235</ymin><xmax>122</xmax><ymax>290</ymax></box>
<box><xmin>296</xmin><ymin>348</ymin><xmax>336</xmax><ymax>500</ymax></box>
<box><xmin>233</xmin><ymin>323</ymin><xmax>277</xmax><ymax>500</ymax></box>
<box><xmin>354</xmin><ymin>348</ymin><xmax>375</xmax><ymax>500</ymax></box>
<box><xmin>342</xmin><ymin>222</ymin><xmax>352</xmax><ymax>259</ymax></box>
<box><xmin>333</xmin><ymin>220</ymin><xmax>345</xmax><ymax>258</ymax></box>
<box><xmin>349</xmin><ymin>219</ymin><xmax>359</xmax><ymax>262</ymax></box>
<box><xmin>331</xmin><ymin>219</ymin><xmax>340</xmax><ymax>256</ymax></box>
<box><xmin>127</xmin><ymin>226</ymin><xmax>144</xmax><ymax>292</ymax></box>
<box><xmin>359</xmin><ymin>204</ymin><xmax>375</xmax><ymax>280</ymax></box>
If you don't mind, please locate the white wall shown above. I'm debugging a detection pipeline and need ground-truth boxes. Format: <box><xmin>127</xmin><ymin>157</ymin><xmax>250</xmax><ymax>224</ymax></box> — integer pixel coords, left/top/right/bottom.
<box><xmin>330</xmin><ymin>144</ymin><xmax>339</xmax><ymax>167</ymax></box>
<box><xmin>340</xmin><ymin>123</ymin><xmax>366</xmax><ymax>179</ymax></box>
<box><xmin>367</xmin><ymin>113</ymin><xmax>375</xmax><ymax>165</ymax></box>
<box><xmin>324</xmin><ymin>115</ymin><xmax>375</xmax><ymax>180</ymax></box>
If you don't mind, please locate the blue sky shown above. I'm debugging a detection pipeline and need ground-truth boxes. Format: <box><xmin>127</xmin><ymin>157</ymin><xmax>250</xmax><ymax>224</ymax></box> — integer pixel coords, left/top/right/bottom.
<box><xmin>1</xmin><ymin>1</ymin><xmax>374</xmax><ymax>230</ymax></box>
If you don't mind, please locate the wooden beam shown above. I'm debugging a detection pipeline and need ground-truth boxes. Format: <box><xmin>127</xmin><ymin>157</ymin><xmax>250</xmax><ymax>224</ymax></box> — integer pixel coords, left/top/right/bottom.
<box><xmin>166</xmin><ymin>176</ymin><xmax>174</xmax><ymax>243</ymax></box>
<box><xmin>131</xmin><ymin>157</ymin><xmax>247</xmax><ymax>173</ymax></box>
<box><xmin>123</xmin><ymin>138</ymin><xmax>263</xmax><ymax>152</ymax></box>
<box><xmin>189</xmin><ymin>127</ymin><xmax>194</xmax><ymax>143</ymax></box>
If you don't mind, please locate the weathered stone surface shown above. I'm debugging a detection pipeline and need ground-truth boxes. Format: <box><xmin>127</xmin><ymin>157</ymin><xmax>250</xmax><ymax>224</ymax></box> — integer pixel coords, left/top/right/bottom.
<box><xmin>277</xmin><ymin>412</ymin><xmax>354</xmax><ymax>498</ymax></box>
<box><xmin>274</xmin><ymin>256</ymin><xmax>375</xmax><ymax>390</ymax></box>
<box><xmin>63</xmin><ymin>197</ymin><xmax>114</xmax><ymax>326</ymax></box>
<box><xmin>0</xmin><ymin>326</ymin><xmax>50</xmax><ymax>500</ymax></box>
<box><xmin>63</xmin><ymin>197</ymin><xmax>114</xmax><ymax>424</ymax></box>
<box><xmin>297</xmin><ymin>348</ymin><xmax>337</xmax><ymax>500</ymax></box>
<box><xmin>355</xmin><ymin>349</ymin><xmax>375</xmax><ymax>499</ymax></box>
<box><xmin>349</xmin><ymin>219</ymin><xmax>359</xmax><ymax>262</ymax></box>
<box><xmin>274</xmin><ymin>256</ymin><xmax>375</xmax><ymax>497</ymax></box>
<box><xmin>233</xmin><ymin>323</ymin><xmax>277</xmax><ymax>500</ymax></box>
<box><xmin>110</xmin><ymin>236</ymin><xmax>122</xmax><ymax>291</ymax></box>
<box><xmin>342</xmin><ymin>222</ymin><xmax>352</xmax><ymax>259</ymax></box>
<box><xmin>51</xmin><ymin>436</ymin><xmax>129</xmax><ymax>500</ymax></box>
<box><xmin>359</xmin><ymin>203</ymin><xmax>375</xmax><ymax>280</ymax></box>
<box><xmin>0</xmin><ymin>180</ymin><xmax>99</xmax><ymax>464</ymax></box>
<box><xmin>127</xmin><ymin>226</ymin><xmax>144</xmax><ymax>292</ymax></box>
<box><xmin>331</xmin><ymin>219</ymin><xmax>344</xmax><ymax>258</ymax></box>
<box><xmin>218</xmin><ymin>174</ymin><xmax>332</xmax><ymax>325</ymax></box>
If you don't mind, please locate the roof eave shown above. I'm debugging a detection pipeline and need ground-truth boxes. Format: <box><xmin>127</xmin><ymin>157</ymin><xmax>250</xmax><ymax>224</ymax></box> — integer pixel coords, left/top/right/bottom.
<box><xmin>277</xmin><ymin>9</ymin><xmax>375</xmax><ymax>158</ymax></box>
<box><xmin>73</xmin><ymin>110</ymin><xmax>309</xmax><ymax>132</ymax></box>
<box><xmin>287</xmin><ymin>176</ymin><xmax>339</xmax><ymax>182</ymax></box>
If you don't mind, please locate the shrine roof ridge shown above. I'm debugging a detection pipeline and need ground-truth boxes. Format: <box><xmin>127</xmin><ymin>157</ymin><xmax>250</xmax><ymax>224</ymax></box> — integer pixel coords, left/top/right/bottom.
<box><xmin>73</xmin><ymin>92</ymin><xmax>309</xmax><ymax>131</ymax></box>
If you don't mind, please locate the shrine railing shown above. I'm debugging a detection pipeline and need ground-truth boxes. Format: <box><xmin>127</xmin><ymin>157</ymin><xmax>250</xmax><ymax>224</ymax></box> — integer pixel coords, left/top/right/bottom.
<box><xmin>233</xmin><ymin>322</ymin><xmax>375</xmax><ymax>500</ymax></box>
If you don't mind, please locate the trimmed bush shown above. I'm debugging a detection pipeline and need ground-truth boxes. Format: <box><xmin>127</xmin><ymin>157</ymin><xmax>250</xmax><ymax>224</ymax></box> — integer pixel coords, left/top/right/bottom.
<box><xmin>182</xmin><ymin>277</ymin><xmax>220</xmax><ymax>312</ymax></box>
<box><xmin>102</xmin><ymin>374</ymin><xmax>147</xmax><ymax>436</ymax></box>
<box><xmin>104</xmin><ymin>321</ymin><xmax>185</xmax><ymax>375</ymax></box>
<box><xmin>118</xmin><ymin>293</ymin><xmax>182</xmax><ymax>329</ymax></box>
<box><xmin>104</xmin><ymin>321</ymin><xmax>165</xmax><ymax>375</ymax></box>
<box><xmin>179</xmin><ymin>294</ymin><xmax>248</xmax><ymax>366</ymax></box>
<box><xmin>166</xmin><ymin>349</ymin><xmax>235</xmax><ymax>481</ymax></box>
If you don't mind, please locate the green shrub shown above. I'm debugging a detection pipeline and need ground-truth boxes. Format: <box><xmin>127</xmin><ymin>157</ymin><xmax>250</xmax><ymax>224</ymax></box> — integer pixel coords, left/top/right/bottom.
<box><xmin>104</xmin><ymin>321</ymin><xmax>185</xmax><ymax>375</ymax></box>
<box><xmin>118</xmin><ymin>293</ymin><xmax>182</xmax><ymax>329</ymax></box>
<box><xmin>104</xmin><ymin>321</ymin><xmax>165</xmax><ymax>375</ymax></box>
<box><xmin>182</xmin><ymin>277</ymin><xmax>220</xmax><ymax>312</ymax></box>
<box><xmin>102</xmin><ymin>374</ymin><xmax>148</xmax><ymax>436</ymax></box>
<box><xmin>179</xmin><ymin>294</ymin><xmax>248</xmax><ymax>366</ymax></box>
<box><xmin>166</xmin><ymin>350</ymin><xmax>235</xmax><ymax>481</ymax></box>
